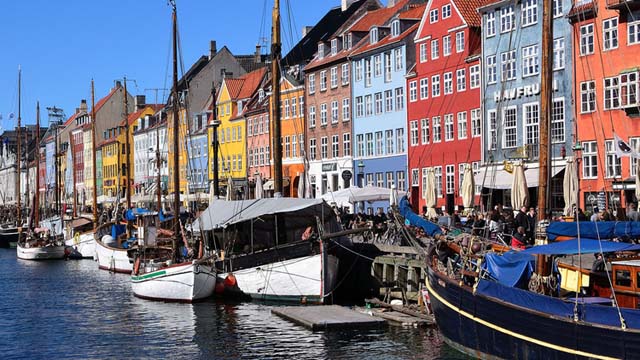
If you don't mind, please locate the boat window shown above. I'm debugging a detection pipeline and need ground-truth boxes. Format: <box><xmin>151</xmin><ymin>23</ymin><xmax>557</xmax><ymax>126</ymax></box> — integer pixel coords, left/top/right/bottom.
<box><xmin>615</xmin><ymin>269</ymin><xmax>632</xmax><ymax>287</ymax></box>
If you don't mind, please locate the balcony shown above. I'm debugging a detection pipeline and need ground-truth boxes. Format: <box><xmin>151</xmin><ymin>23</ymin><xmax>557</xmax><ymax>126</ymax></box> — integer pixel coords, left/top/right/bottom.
<box><xmin>606</xmin><ymin>0</ymin><xmax>640</xmax><ymax>10</ymax></box>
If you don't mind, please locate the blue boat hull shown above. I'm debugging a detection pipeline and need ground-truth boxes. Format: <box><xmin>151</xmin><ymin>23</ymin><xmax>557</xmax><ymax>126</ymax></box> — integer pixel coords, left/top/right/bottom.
<box><xmin>426</xmin><ymin>266</ymin><xmax>640</xmax><ymax>359</ymax></box>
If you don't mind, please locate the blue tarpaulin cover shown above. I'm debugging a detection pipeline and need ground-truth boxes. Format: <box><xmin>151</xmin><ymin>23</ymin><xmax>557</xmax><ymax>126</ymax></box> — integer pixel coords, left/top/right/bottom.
<box><xmin>482</xmin><ymin>252</ymin><xmax>534</xmax><ymax>287</ymax></box>
<box><xmin>111</xmin><ymin>224</ymin><xmax>126</xmax><ymax>239</ymax></box>
<box><xmin>398</xmin><ymin>196</ymin><xmax>442</xmax><ymax>237</ymax></box>
<box><xmin>124</xmin><ymin>208</ymin><xmax>155</xmax><ymax>221</ymax></box>
<box><xmin>547</xmin><ymin>221</ymin><xmax>640</xmax><ymax>241</ymax></box>
<box><xmin>521</xmin><ymin>239</ymin><xmax>640</xmax><ymax>255</ymax></box>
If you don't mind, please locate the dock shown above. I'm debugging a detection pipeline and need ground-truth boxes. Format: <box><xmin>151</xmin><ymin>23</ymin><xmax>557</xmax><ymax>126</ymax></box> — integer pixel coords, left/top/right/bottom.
<box><xmin>271</xmin><ymin>305</ymin><xmax>386</xmax><ymax>331</ymax></box>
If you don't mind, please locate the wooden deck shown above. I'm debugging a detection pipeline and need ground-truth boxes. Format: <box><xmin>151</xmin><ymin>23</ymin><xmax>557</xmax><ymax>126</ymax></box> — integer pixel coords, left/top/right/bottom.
<box><xmin>271</xmin><ymin>305</ymin><xmax>386</xmax><ymax>331</ymax></box>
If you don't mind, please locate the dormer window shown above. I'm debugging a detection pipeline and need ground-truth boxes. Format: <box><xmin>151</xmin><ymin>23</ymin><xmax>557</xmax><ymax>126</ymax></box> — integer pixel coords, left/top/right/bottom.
<box><xmin>331</xmin><ymin>39</ymin><xmax>338</xmax><ymax>55</ymax></box>
<box><xmin>442</xmin><ymin>4</ymin><xmax>451</xmax><ymax>19</ymax></box>
<box><xmin>370</xmin><ymin>27</ymin><xmax>379</xmax><ymax>44</ymax></box>
<box><xmin>258</xmin><ymin>89</ymin><xmax>264</xmax><ymax>102</ymax></box>
<box><xmin>346</xmin><ymin>33</ymin><xmax>353</xmax><ymax>49</ymax></box>
<box><xmin>391</xmin><ymin>20</ymin><xmax>400</xmax><ymax>37</ymax></box>
<box><xmin>237</xmin><ymin>100</ymin><xmax>243</xmax><ymax>114</ymax></box>
<box><xmin>317</xmin><ymin>43</ymin><xmax>325</xmax><ymax>59</ymax></box>
<box><xmin>430</xmin><ymin>9</ymin><xmax>439</xmax><ymax>23</ymax></box>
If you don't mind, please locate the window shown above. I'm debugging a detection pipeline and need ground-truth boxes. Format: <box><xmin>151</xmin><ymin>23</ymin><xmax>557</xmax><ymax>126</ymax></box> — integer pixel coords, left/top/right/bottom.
<box><xmin>580</xmin><ymin>81</ymin><xmax>596</xmax><ymax>113</ymax></box>
<box><xmin>421</xmin><ymin>168</ymin><xmax>428</xmax><ymax>194</ymax></box>
<box><xmin>501</xmin><ymin>6</ymin><xmax>514</xmax><ymax>33</ymax></box>
<box><xmin>310</xmin><ymin>138</ymin><xmax>316</xmax><ymax>160</ymax></box>
<box><xmin>603</xmin><ymin>17</ymin><xmax>619</xmax><ymax>51</ymax></box>
<box><xmin>522</xmin><ymin>45</ymin><xmax>539</xmax><ymax>77</ymax></box>
<box><xmin>284</xmin><ymin>135</ymin><xmax>291</xmax><ymax>158</ymax></box>
<box><xmin>355</xmin><ymin>96</ymin><xmax>364</xmax><ymax>118</ymax></box>
<box><xmin>580</xmin><ymin>24</ymin><xmax>594</xmax><ymax>55</ymax></box>
<box><xmin>386</xmin><ymin>130</ymin><xmax>394</xmax><ymax>154</ymax></box>
<box><xmin>396</xmin><ymin>128</ymin><xmax>405</xmax><ymax>153</ymax></box>
<box><xmin>384</xmin><ymin>52</ymin><xmax>392</xmax><ymax>82</ymax></box>
<box><xmin>366</xmin><ymin>174</ymin><xmax>374</xmax><ymax>187</ymax></box>
<box><xmin>365</xmin><ymin>59</ymin><xmax>372</xmax><ymax>87</ymax></box>
<box><xmin>332</xmin><ymin>135</ymin><xmax>339</xmax><ymax>158</ymax></box>
<box><xmin>320</xmin><ymin>70</ymin><xmax>327</xmax><ymax>91</ymax></box>
<box><xmin>444</xmin><ymin>72</ymin><xmax>453</xmax><ymax>94</ymax></box>
<box><xmin>291</xmin><ymin>97</ymin><xmax>297</xmax><ymax>117</ymax></box>
<box><xmin>284</xmin><ymin>99</ymin><xmax>290</xmax><ymax>119</ymax></box>
<box><xmin>395</xmin><ymin>48</ymin><xmax>403</xmax><ymax>71</ymax></box>
<box><xmin>456</xmin><ymin>31</ymin><xmax>465</xmax><ymax>53</ymax></box>
<box><xmin>410</xmin><ymin>120</ymin><xmax>419</xmax><ymax>146</ymax></box>
<box><xmin>630</xmin><ymin>21</ymin><xmax>640</xmax><ymax>45</ymax></box>
<box><xmin>320</xmin><ymin>103</ymin><xmax>327</xmax><ymax>125</ymax></box>
<box><xmin>523</xmin><ymin>102</ymin><xmax>540</xmax><ymax>150</ymax></box>
<box><xmin>292</xmin><ymin>135</ymin><xmax>298</xmax><ymax>157</ymax></box>
<box><xmin>489</xmin><ymin>109</ymin><xmax>498</xmax><ymax>149</ymax></box>
<box><xmin>321</xmin><ymin>136</ymin><xmax>328</xmax><ymax>159</ymax></box>
<box><xmin>308</xmin><ymin>74</ymin><xmax>315</xmax><ymax>94</ymax></box>
<box><xmin>487</xmin><ymin>55</ymin><xmax>497</xmax><ymax>84</ymax></box>
<box><xmin>376</xmin><ymin>173</ymin><xmax>384</xmax><ymax>188</ymax></box>
<box><xmin>582</xmin><ymin>141</ymin><xmax>597</xmax><ymax>178</ymax></box>
<box><xmin>330</xmin><ymin>67</ymin><xmax>338</xmax><ymax>88</ymax></box>
<box><xmin>412</xmin><ymin>168</ymin><xmax>420</xmax><ymax>187</ymax></box>
<box><xmin>446</xmin><ymin>165</ymin><xmax>455</xmax><ymax>194</ymax></box>
<box><xmin>470</xmin><ymin>65</ymin><xmax>480</xmax><ymax>88</ymax></box>
<box><xmin>431</xmin><ymin>39</ymin><xmax>439</xmax><ymax>59</ymax></box>
<box><xmin>409</xmin><ymin>80</ymin><xmax>418</xmax><ymax>102</ymax></box>
<box><xmin>631</xmin><ymin>138</ymin><xmax>640</xmax><ymax>178</ymax></box>
<box><xmin>356</xmin><ymin>134</ymin><xmax>364</xmax><ymax>157</ymax></box>
<box><xmin>365</xmin><ymin>95</ymin><xmax>373</xmax><ymax>116</ymax></box>
<box><xmin>444</xmin><ymin>114</ymin><xmax>454</xmax><ymax>141</ymax></box>
<box><xmin>430</xmin><ymin>9</ymin><xmax>439</xmax><ymax>23</ymax></box>
<box><xmin>615</xmin><ymin>270</ymin><xmax>632</xmax><ymax>287</ymax></box>
<box><xmin>419</xmin><ymin>43</ymin><xmax>428</xmax><ymax>63</ymax></box>
<box><xmin>341</xmin><ymin>64</ymin><xmax>349</xmax><ymax>85</ymax></box>
<box><xmin>397</xmin><ymin>171</ymin><xmax>406</xmax><ymax>191</ymax></box>
<box><xmin>606</xmin><ymin>140</ymin><xmax>622</xmax><ymax>178</ymax></box>
<box><xmin>376</xmin><ymin>131</ymin><xmax>384</xmax><ymax>156</ymax></box>
<box><xmin>457</xmin><ymin>111</ymin><xmax>468</xmax><ymax>140</ymax></box>
<box><xmin>395</xmin><ymin>87</ymin><xmax>405</xmax><ymax>110</ymax></box>
<box><xmin>553</xmin><ymin>0</ymin><xmax>563</xmax><ymax>17</ymax></box>
<box><xmin>553</xmin><ymin>38</ymin><xmax>565</xmax><ymax>70</ymax></box>
<box><xmin>385</xmin><ymin>90</ymin><xmax>393</xmax><ymax>112</ymax></box>
<box><xmin>342</xmin><ymin>98</ymin><xmax>350</xmax><ymax>121</ymax></box>
<box><xmin>503</xmin><ymin>107</ymin><xmax>517</xmax><ymax>148</ymax></box>
<box><xmin>604</xmin><ymin>77</ymin><xmax>620</xmax><ymax>110</ymax></box>
<box><xmin>317</xmin><ymin>43</ymin><xmax>324</xmax><ymax>59</ymax></box>
<box><xmin>421</xmin><ymin>118</ymin><xmax>430</xmax><ymax>145</ymax></box>
<box><xmin>370</xmin><ymin>27</ymin><xmax>379</xmax><ymax>44</ymax></box>
<box><xmin>456</xmin><ymin>69</ymin><xmax>466</xmax><ymax>92</ymax></box>
<box><xmin>433</xmin><ymin>116</ymin><xmax>442</xmax><ymax>143</ymax></box>
<box><xmin>486</xmin><ymin>12</ymin><xmax>496</xmax><ymax>37</ymax></box>
<box><xmin>471</xmin><ymin>108</ymin><xmax>481</xmax><ymax>137</ymax></box>
<box><xmin>343</xmin><ymin>133</ymin><xmax>351</xmax><ymax>157</ymax></box>
<box><xmin>355</xmin><ymin>61</ymin><xmax>363</xmax><ymax>82</ymax></box>
<box><xmin>386</xmin><ymin>172</ymin><xmax>394</xmax><ymax>188</ymax></box>
<box><xmin>620</xmin><ymin>72</ymin><xmax>638</xmax><ymax>107</ymax></box>
<box><xmin>366</xmin><ymin>133</ymin><xmax>374</xmax><ymax>156</ymax></box>
<box><xmin>420</xmin><ymin>78</ymin><xmax>429</xmax><ymax>99</ymax></box>
<box><xmin>374</xmin><ymin>55</ymin><xmax>382</xmax><ymax>77</ymax></box>
<box><xmin>331</xmin><ymin>38</ymin><xmax>338</xmax><ymax>55</ymax></box>
<box><xmin>391</xmin><ymin>20</ymin><xmax>400</xmax><ymax>37</ymax></box>
<box><xmin>443</xmin><ymin>4</ymin><xmax>451</xmax><ymax>18</ymax></box>
<box><xmin>331</xmin><ymin>101</ymin><xmax>339</xmax><ymax>123</ymax></box>
<box><xmin>443</xmin><ymin>35</ymin><xmax>451</xmax><ymax>56</ymax></box>
<box><xmin>346</xmin><ymin>33</ymin><xmax>352</xmax><ymax>49</ymax></box>
<box><xmin>435</xmin><ymin>166</ymin><xmax>443</xmax><ymax>197</ymax></box>
<box><xmin>374</xmin><ymin>93</ymin><xmax>383</xmax><ymax>114</ymax></box>
<box><xmin>432</xmin><ymin>75</ymin><xmax>441</xmax><ymax>97</ymax></box>
<box><xmin>552</xmin><ymin>98</ymin><xmax>565</xmax><ymax>144</ymax></box>
<box><xmin>501</xmin><ymin>50</ymin><xmax>517</xmax><ymax>81</ymax></box>
<box><xmin>521</xmin><ymin>0</ymin><xmax>538</xmax><ymax>27</ymax></box>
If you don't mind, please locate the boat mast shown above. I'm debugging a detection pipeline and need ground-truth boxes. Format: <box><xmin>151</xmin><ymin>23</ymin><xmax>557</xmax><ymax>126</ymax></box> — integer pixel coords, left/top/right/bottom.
<box><xmin>71</xmin><ymin>129</ymin><xmax>77</xmax><ymax>218</ymax></box>
<box><xmin>123</xmin><ymin>77</ymin><xmax>131</xmax><ymax>210</ymax></box>
<box><xmin>91</xmin><ymin>80</ymin><xmax>98</xmax><ymax>227</ymax></box>
<box><xmin>170</xmin><ymin>0</ymin><xmax>180</xmax><ymax>240</ymax></box>
<box><xmin>211</xmin><ymin>83</ymin><xmax>220</xmax><ymax>198</ymax></box>
<box><xmin>271</xmin><ymin>0</ymin><xmax>283</xmax><ymax>197</ymax></box>
<box><xmin>35</xmin><ymin>102</ymin><xmax>40</xmax><ymax>226</ymax></box>
<box><xmin>156</xmin><ymin>113</ymin><xmax>162</xmax><ymax>212</ymax></box>
<box><xmin>16</xmin><ymin>67</ymin><xmax>21</xmax><ymax>230</ymax></box>
<box><xmin>54</xmin><ymin>115</ymin><xmax>59</xmax><ymax>216</ymax></box>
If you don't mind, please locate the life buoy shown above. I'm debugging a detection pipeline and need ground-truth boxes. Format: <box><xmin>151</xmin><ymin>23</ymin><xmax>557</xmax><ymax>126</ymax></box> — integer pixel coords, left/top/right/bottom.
<box><xmin>74</xmin><ymin>232</ymin><xmax>80</xmax><ymax>245</ymax></box>
<box><xmin>133</xmin><ymin>257</ymin><xmax>140</xmax><ymax>274</ymax></box>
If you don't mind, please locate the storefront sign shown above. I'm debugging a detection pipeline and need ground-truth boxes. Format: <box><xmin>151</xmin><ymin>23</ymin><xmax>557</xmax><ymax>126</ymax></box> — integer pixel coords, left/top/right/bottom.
<box><xmin>493</xmin><ymin>80</ymin><xmax>558</xmax><ymax>102</ymax></box>
<box><xmin>322</xmin><ymin>163</ymin><xmax>337</xmax><ymax>172</ymax></box>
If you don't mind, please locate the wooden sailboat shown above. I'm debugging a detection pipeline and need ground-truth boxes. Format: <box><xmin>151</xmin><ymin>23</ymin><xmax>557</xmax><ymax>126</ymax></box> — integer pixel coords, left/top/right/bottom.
<box><xmin>17</xmin><ymin>102</ymin><xmax>65</xmax><ymax>260</ymax></box>
<box><xmin>129</xmin><ymin>0</ymin><xmax>216</xmax><ymax>302</ymax></box>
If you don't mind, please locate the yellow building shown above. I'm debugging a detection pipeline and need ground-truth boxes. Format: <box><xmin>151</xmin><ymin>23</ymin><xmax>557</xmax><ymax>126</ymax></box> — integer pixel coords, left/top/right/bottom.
<box><xmin>100</xmin><ymin>134</ymin><xmax>121</xmax><ymax>199</ymax></box>
<box><xmin>167</xmin><ymin>107</ymin><xmax>189</xmax><ymax>200</ymax></box>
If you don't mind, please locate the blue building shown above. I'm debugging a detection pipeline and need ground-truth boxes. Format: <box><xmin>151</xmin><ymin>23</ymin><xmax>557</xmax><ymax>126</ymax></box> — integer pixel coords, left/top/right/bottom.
<box><xmin>350</xmin><ymin>8</ymin><xmax>423</xmax><ymax>212</ymax></box>
<box><xmin>186</xmin><ymin>111</ymin><xmax>209</xmax><ymax>202</ymax></box>
<box><xmin>478</xmin><ymin>0</ymin><xmax>574</xmax><ymax>210</ymax></box>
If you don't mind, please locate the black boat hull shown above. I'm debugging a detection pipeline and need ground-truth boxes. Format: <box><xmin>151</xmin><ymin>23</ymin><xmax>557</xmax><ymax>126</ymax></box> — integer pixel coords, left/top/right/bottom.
<box><xmin>0</xmin><ymin>228</ymin><xmax>19</xmax><ymax>248</ymax></box>
<box><xmin>426</xmin><ymin>266</ymin><xmax>640</xmax><ymax>360</ymax></box>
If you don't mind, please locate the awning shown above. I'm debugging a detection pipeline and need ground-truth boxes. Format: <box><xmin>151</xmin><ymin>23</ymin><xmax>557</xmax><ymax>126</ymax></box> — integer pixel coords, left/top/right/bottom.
<box><xmin>474</xmin><ymin>164</ymin><xmax>564</xmax><ymax>189</ymax></box>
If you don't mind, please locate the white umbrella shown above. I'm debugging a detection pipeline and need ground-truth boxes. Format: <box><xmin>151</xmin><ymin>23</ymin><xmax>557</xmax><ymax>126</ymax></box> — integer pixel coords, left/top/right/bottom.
<box><xmin>297</xmin><ymin>173</ymin><xmax>305</xmax><ymax>199</ymax></box>
<box><xmin>255</xmin><ymin>174</ymin><xmax>264</xmax><ymax>199</ymax></box>
<box><xmin>511</xmin><ymin>161</ymin><xmax>529</xmax><ymax>210</ymax></box>
<box><xmin>226</xmin><ymin>175</ymin><xmax>234</xmax><ymax>201</ymax></box>
<box><xmin>461</xmin><ymin>163</ymin><xmax>475</xmax><ymax>214</ymax></box>
<box><xmin>636</xmin><ymin>159</ymin><xmax>640</xmax><ymax>203</ymax></box>
<box><xmin>389</xmin><ymin>185</ymin><xmax>398</xmax><ymax>207</ymax></box>
<box><xmin>424</xmin><ymin>167</ymin><xmax>438</xmax><ymax>219</ymax></box>
<box><xmin>208</xmin><ymin>182</ymin><xmax>216</xmax><ymax>204</ymax></box>
<box><xmin>563</xmin><ymin>157</ymin><xmax>578</xmax><ymax>216</ymax></box>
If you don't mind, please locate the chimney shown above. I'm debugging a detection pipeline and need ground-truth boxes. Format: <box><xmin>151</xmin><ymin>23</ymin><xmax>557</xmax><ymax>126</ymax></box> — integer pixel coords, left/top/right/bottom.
<box><xmin>114</xmin><ymin>80</ymin><xmax>122</xmax><ymax>90</ymax></box>
<box><xmin>302</xmin><ymin>26</ymin><xmax>313</xmax><ymax>37</ymax></box>
<box><xmin>209</xmin><ymin>40</ymin><xmax>217</xmax><ymax>60</ymax></box>
<box><xmin>135</xmin><ymin>95</ymin><xmax>146</xmax><ymax>110</ymax></box>
<box><xmin>79</xmin><ymin>99</ymin><xmax>88</xmax><ymax>113</ymax></box>
<box><xmin>255</xmin><ymin>44</ymin><xmax>262</xmax><ymax>63</ymax></box>
<box><xmin>342</xmin><ymin>0</ymin><xmax>348</xmax><ymax>11</ymax></box>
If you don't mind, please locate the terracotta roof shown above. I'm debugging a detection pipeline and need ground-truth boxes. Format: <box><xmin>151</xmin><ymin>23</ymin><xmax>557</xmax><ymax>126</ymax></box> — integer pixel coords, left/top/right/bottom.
<box><xmin>225</xmin><ymin>78</ymin><xmax>245</xmax><ymax>100</ymax></box>
<box><xmin>349</xmin><ymin>0</ymin><xmax>409</xmax><ymax>32</ymax></box>
<box><xmin>122</xmin><ymin>104</ymin><xmax>164</xmax><ymax>126</ymax></box>
<box><xmin>454</xmin><ymin>0</ymin><xmax>484</xmax><ymax>27</ymax></box>
<box><xmin>568</xmin><ymin>0</ymin><xmax>597</xmax><ymax>19</ymax></box>
<box><xmin>63</xmin><ymin>113</ymin><xmax>77</xmax><ymax>127</ymax></box>
<box><xmin>399</xmin><ymin>4</ymin><xmax>425</xmax><ymax>19</ymax></box>
<box><xmin>350</xmin><ymin>22</ymin><xmax>420</xmax><ymax>57</ymax></box>
<box><xmin>238</xmin><ymin>67</ymin><xmax>267</xmax><ymax>99</ymax></box>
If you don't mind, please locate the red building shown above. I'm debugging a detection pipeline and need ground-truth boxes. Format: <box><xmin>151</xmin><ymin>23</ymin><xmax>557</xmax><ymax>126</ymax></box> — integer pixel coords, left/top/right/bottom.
<box><xmin>569</xmin><ymin>0</ymin><xmax>640</xmax><ymax>213</ymax></box>
<box><xmin>406</xmin><ymin>0</ymin><xmax>483</xmax><ymax>214</ymax></box>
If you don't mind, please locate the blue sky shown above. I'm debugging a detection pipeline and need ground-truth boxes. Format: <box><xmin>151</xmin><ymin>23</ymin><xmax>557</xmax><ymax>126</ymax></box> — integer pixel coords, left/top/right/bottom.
<box><xmin>0</xmin><ymin>0</ymin><xmax>347</xmax><ymax>131</ymax></box>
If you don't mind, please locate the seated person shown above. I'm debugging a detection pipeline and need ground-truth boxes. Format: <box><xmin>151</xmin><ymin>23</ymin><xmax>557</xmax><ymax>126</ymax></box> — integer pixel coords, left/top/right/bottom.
<box><xmin>511</xmin><ymin>226</ymin><xmax>527</xmax><ymax>250</ymax></box>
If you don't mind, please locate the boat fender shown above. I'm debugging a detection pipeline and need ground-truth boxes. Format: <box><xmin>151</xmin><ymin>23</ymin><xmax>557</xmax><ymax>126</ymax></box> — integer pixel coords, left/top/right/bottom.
<box><xmin>133</xmin><ymin>257</ymin><xmax>140</xmax><ymax>275</ymax></box>
<box><xmin>74</xmin><ymin>232</ymin><xmax>80</xmax><ymax>245</ymax></box>
<box><xmin>224</xmin><ymin>274</ymin><xmax>237</xmax><ymax>288</ymax></box>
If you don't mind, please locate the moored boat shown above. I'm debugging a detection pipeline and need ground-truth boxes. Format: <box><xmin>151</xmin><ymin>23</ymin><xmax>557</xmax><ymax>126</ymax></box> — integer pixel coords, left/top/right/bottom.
<box><xmin>16</xmin><ymin>230</ymin><xmax>65</xmax><ymax>260</ymax></box>
<box><xmin>63</xmin><ymin>216</ymin><xmax>96</xmax><ymax>259</ymax></box>
<box><xmin>94</xmin><ymin>221</ymin><xmax>132</xmax><ymax>273</ymax></box>
<box><xmin>0</xmin><ymin>225</ymin><xmax>20</xmax><ymax>248</ymax></box>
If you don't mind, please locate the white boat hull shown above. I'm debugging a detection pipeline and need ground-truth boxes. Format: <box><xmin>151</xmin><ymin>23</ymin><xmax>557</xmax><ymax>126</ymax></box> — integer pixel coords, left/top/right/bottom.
<box><xmin>64</xmin><ymin>232</ymin><xmax>96</xmax><ymax>259</ymax></box>
<box><xmin>131</xmin><ymin>261</ymin><xmax>217</xmax><ymax>302</ymax></box>
<box><xmin>220</xmin><ymin>253</ymin><xmax>339</xmax><ymax>303</ymax></box>
<box><xmin>95</xmin><ymin>239</ymin><xmax>132</xmax><ymax>273</ymax></box>
<box><xmin>17</xmin><ymin>243</ymin><xmax>66</xmax><ymax>260</ymax></box>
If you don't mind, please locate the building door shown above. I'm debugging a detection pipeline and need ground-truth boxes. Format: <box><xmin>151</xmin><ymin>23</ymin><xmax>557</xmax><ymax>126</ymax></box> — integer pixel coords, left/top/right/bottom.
<box><xmin>446</xmin><ymin>194</ymin><xmax>455</xmax><ymax>215</ymax></box>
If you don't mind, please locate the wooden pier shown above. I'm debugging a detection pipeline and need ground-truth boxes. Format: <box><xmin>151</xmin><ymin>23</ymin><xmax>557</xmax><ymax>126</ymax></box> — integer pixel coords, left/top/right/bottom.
<box><xmin>271</xmin><ymin>305</ymin><xmax>386</xmax><ymax>330</ymax></box>
<box><xmin>371</xmin><ymin>244</ymin><xmax>426</xmax><ymax>302</ymax></box>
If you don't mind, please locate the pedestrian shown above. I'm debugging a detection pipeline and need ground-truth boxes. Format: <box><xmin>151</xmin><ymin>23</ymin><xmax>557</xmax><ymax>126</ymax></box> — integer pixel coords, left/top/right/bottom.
<box><xmin>628</xmin><ymin>203</ymin><xmax>640</xmax><ymax>221</ymax></box>
<box><xmin>515</xmin><ymin>206</ymin><xmax>528</xmax><ymax>230</ymax></box>
<box><xmin>590</xmin><ymin>206</ymin><xmax>600</xmax><ymax>222</ymax></box>
<box><xmin>526</xmin><ymin>207</ymin><xmax>536</xmax><ymax>245</ymax></box>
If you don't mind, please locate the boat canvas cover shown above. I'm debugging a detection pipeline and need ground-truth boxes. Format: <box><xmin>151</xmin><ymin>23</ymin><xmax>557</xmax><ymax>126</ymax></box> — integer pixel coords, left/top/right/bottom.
<box><xmin>398</xmin><ymin>196</ymin><xmax>442</xmax><ymax>237</ymax></box>
<box><xmin>521</xmin><ymin>239</ymin><xmax>640</xmax><ymax>255</ymax></box>
<box><xmin>192</xmin><ymin>198</ymin><xmax>333</xmax><ymax>231</ymax></box>
<box><xmin>482</xmin><ymin>252</ymin><xmax>534</xmax><ymax>287</ymax></box>
<box><xmin>547</xmin><ymin>221</ymin><xmax>640</xmax><ymax>241</ymax></box>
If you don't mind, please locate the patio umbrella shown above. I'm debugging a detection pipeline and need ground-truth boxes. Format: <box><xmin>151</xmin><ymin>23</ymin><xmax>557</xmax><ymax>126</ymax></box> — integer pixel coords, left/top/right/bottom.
<box><xmin>255</xmin><ymin>174</ymin><xmax>264</xmax><ymax>199</ymax></box>
<box><xmin>208</xmin><ymin>182</ymin><xmax>216</xmax><ymax>204</ymax></box>
<box><xmin>297</xmin><ymin>173</ymin><xmax>305</xmax><ymax>199</ymax></box>
<box><xmin>389</xmin><ymin>185</ymin><xmax>398</xmax><ymax>207</ymax></box>
<box><xmin>461</xmin><ymin>163</ymin><xmax>475</xmax><ymax>214</ymax></box>
<box><xmin>636</xmin><ymin>158</ymin><xmax>640</xmax><ymax>203</ymax></box>
<box><xmin>424</xmin><ymin>167</ymin><xmax>438</xmax><ymax>219</ymax></box>
<box><xmin>226</xmin><ymin>175</ymin><xmax>234</xmax><ymax>201</ymax></box>
<box><xmin>563</xmin><ymin>157</ymin><xmax>578</xmax><ymax>216</ymax></box>
<box><xmin>511</xmin><ymin>161</ymin><xmax>529</xmax><ymax>210</ymax></box>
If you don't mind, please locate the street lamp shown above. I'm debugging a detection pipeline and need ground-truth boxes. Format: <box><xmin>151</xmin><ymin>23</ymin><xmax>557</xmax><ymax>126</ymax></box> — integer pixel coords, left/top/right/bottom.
<box><xmin>357</xmin><ymin>161</ymin><xmax>365</xmax><ymax>187</ymax></box>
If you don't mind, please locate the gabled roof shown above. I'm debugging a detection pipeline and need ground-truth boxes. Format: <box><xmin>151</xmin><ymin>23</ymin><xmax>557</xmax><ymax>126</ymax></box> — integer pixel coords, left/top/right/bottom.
<box><xmin>91</xmin><ymin>85</ymin><xmax>121</xmax><ymax>115</ymax></box>
<box><xmin>237</xmin><ymin>67</ymin><xmax>267</xmax><ymax>99</ymax></box>
<box><xmin>121</xmin><ymin>104</ymin><xmax>164</xmax><ymax>126</ymax></box>
<box><xmin>399</xmin><ymin>3</ymin><xmax>425</xmax><ymax>19</ymax></box>
<box><xmin>63</xmin><ymin>113</ymin><xmax>77</xmax><ymax>127</ymax></box>
<box><xmin>224</xmin><ymin>78</ymin><xmax>245</xmax><ymax>100</ymax></box>
<box><xmin>349</xmin><ymin>0</ymin><xmax>408</xmax><ymax>32</ymax></box>
<box><xmin>453</xmin><ymin>0</ymin><xmax>483</xmax><ymax>27</ymax></box>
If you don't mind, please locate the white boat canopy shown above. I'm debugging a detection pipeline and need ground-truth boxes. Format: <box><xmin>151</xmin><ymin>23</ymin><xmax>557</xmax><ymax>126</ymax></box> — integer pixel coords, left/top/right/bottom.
<box><xmin>321</xmin><ymin>185</ymin><xmax>392</xmax><ymax>207</ymax></box>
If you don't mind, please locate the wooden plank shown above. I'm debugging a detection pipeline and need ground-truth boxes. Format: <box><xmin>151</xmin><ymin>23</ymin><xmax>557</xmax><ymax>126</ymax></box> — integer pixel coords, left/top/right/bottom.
<box><xmin>369</xmin><ymin>310</ymin><xmax>433</xmax><ymax>327</ymax></box>
<box><xmin>271</xmin><ymin>305</ymin><xmax>386</xmax><ymax>331</ymax></box>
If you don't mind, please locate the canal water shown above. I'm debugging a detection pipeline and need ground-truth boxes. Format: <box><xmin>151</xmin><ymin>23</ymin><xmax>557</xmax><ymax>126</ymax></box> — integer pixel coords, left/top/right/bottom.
<box><xmin>0</xmin><ymin>250</ymin><xmax>468</xmax><ymax>359</ymax></box>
